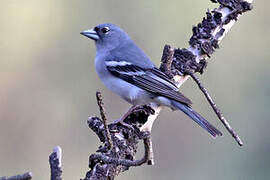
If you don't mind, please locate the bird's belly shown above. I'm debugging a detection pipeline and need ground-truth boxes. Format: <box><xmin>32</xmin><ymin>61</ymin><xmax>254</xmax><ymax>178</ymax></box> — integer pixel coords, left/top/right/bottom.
<box><xmin>101</xmin><ymin>76</ymin><xmax>151</xmax><ymax>105</ymax></box>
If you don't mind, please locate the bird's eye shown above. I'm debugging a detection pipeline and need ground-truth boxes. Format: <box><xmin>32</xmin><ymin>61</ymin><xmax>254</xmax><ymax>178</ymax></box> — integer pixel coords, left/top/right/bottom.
<box><xmin>101</xmin><ymin>27</ymin><xmax>110</xmax><ymax>34</ymax></box>
<box><xmin>94</xmin><ymin>26</ymin><xmax>99</xmax><ymax>32</ymax></box>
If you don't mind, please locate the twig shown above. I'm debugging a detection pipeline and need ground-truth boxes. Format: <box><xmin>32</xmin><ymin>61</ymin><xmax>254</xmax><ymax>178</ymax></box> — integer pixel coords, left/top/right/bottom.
<box><xmin>89</xmin><ymin>131</ymin><xmax>152</xmax><ymax>167</ymax></box>
<box><xmin>146</xmin><ymin>137</ymin><xmax>154</xmax><ymax>165</ymax></box>
<box><xmin>49</xmin><ymin>146</ymin><xmax>62</xmax><ymax>180</ymax></box>
<box><xmin>96</xmin><ymin>92</ymin><xmax>113</xmax><ymax>150</ymax></box>
<box><xmin>189</xmin><ymin>73</ymin><xmax>243</xmax><ymax>146</ymax></box>
<box><xmin>0</xmin><ymin>172</ymin><xmax>32</xmax><ymax>180</ymax></box>
<box><xmin>87</xmin><ymin>116</ymin><xmax>107</xmax><ymax>143</ymax></box>
<box><xmin>160</xmin><ymin>45</ymin><xmax>175</xmax><ymax>79</ymax></box>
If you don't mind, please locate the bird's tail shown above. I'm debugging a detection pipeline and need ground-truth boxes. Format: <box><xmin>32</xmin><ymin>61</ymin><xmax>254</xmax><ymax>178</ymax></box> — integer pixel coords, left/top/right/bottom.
<box><xmin>171</xmin><ymin>101</ymin><xmax>222</xmax><ymax>138</ymax></box>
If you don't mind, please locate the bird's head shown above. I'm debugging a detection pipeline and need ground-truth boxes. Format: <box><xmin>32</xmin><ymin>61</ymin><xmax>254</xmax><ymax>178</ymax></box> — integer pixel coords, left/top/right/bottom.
<box><xmin>80</xmin><ymin>23</ymin><xmax>130</xmax><ymax>51</ymax></box>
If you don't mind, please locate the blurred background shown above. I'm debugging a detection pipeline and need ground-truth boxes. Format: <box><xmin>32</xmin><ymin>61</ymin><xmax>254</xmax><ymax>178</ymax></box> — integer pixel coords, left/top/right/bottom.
<box><xmin>0</xmin><ymin>0</ymin><xmax>269</xmax><ymax>179</ymax></box>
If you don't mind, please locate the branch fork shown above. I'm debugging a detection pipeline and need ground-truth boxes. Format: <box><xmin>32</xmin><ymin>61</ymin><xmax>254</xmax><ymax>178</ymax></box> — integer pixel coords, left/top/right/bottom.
<box><xmin>82</xmin><ymin>92</ymin><xmax>155</xmax><ymax>179</ymax></box>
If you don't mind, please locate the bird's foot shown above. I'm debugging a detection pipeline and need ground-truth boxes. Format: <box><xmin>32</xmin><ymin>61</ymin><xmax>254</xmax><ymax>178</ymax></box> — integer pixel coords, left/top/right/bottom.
<box><xmin>112</xmin><ymin>105</ymin><xmax>141</xmax><ymax>129</ymax></box>
<box><xmin>113</xmin><ymin>118</ymin><xmax>134</xmax><ymax>129</ymax></box>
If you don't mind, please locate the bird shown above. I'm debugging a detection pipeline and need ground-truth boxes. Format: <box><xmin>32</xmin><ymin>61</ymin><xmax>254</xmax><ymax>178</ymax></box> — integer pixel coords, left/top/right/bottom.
<box><xmin>80</xmin><ymin>23</ymin><xmax>222</xmax><ymax>138</ymax></box>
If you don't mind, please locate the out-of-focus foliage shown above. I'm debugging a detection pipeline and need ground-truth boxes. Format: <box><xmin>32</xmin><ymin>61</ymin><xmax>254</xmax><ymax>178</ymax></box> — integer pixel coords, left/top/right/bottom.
<box><xmin>0</xmin><ymin>0</ymin><xmax>269</xmax><ymax>179</ymax></box>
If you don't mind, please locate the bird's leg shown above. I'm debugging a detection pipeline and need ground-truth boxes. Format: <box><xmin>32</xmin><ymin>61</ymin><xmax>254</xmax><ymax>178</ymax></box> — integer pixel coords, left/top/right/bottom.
<box><xmin>113</xmin><ymin>105</ymin><xmax>140</xmax><ymax>128</ymax></box>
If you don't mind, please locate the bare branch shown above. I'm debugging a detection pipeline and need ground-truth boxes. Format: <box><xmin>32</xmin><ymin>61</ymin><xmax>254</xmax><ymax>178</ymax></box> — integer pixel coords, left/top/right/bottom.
<box><xmin>0</xmin><ymin>172</ymin><xmax>32</xmax><ymax>180</ymax></box>
<box><xmin>49</xmin><ymin>146</ymin><xmax>62</xmax><ymax>180</ymax></box>
<box><xmin>146</xmin><ymin>136</ymin><xmax>154</xmax><ymax>165</ymax></box>
<box><xmin>96</xmin><ymin>91</ymin><xmax>113</xmax><ymax>150</ymax></box>
<box><xmin>160</xmin><ymin>45</ymin><xmax>175</xmax><ymax>79</ymax></box>
<box><xmin>89</xmin><ymin>131</ymin><xmax>152</xmax><ymax>167</ymax></box>
<box><xmin>189</xmin><ymin>73</ymin><xmax>243</xmax><ymax>146</ymax></box>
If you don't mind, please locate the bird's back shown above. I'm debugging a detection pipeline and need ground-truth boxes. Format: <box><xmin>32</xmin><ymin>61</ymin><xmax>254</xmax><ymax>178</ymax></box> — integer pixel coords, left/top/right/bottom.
<box><xmin>108</xmin><ymin>40</ymin><xmax>155</xmax><ymax>69</ymax></box>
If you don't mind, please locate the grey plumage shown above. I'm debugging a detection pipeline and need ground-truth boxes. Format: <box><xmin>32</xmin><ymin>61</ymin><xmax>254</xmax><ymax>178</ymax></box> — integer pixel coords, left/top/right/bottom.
<box><xmin>81</xmin><ymin>23</ymin><xmax>222</xmax><ymax>138</ymax></box>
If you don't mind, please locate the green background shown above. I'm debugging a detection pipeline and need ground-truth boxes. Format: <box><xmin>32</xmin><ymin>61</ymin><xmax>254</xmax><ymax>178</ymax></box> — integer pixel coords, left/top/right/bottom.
<box><xmin>1</xmin><ymin>0</ymin><xmax>269</xmax><ymax>179</ymax></box>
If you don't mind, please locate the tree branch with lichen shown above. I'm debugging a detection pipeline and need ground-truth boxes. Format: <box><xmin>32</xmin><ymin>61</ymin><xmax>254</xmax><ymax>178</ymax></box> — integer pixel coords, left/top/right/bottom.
<box><xmin>82</xmin><ymin>0</ymin><xmax>253</xmax><ymax>179</ymax></box>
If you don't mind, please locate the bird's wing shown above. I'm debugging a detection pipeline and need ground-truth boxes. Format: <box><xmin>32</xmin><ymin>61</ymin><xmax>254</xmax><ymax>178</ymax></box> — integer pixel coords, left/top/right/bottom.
<box><xmin>105</xmin><ymin>60</ymin><xmax>192</xmax><ymax>106</ymax></box>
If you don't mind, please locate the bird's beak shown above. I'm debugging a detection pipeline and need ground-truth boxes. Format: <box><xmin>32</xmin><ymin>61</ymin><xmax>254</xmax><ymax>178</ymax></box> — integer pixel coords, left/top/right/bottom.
<box><xmin>80</xmin><ymin>28</ymin><xmax>99</xmax><ymax>40</ymax></box>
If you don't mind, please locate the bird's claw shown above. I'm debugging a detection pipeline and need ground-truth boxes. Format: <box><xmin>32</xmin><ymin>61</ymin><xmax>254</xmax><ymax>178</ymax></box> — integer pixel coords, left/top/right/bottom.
<box><xmin>113</xmin><ymin>119</ymin><xmax>134</xmax><ymax>130</ymax></box>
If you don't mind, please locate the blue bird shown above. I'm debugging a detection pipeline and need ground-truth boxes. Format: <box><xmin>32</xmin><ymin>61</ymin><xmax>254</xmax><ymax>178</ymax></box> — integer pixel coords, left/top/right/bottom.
<box><xmin>81</xmin><ymin>23</ymin><xmax>222</xmax><ymax>138</ymax></box>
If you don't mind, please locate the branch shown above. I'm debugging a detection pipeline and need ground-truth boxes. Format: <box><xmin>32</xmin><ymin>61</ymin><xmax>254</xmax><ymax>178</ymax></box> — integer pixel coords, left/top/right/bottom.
<box><xmin>49</xmin><ymin>146</ymin><xmax>62</xmax><ymax>180</ymax></box>
<box><xmin>160</xmin><ymin>45</ymin><xmax>175</xmax><ymax>79</ymax></box>
<box><xmin>167</xmin><ymin>0</ymin><xmax>252</xmax><ymax>146</ymax></box>
<box><xmin>188</xmin><ymin>73</ymin><xmax>243</xmax><ymax>146</ymax></box>
<box><xmin>157</xmin><ymin>0</ymin><xmax>252</xmax><ymax>146</ymax></box>
<box><xmin>0</xmin><ymin>1</ymin><xmax>253</xmax><ymax>180</ymax></box>
<box><xmin>0</xmin><ymin>173</ymin><xmax>32</xmax><ymax>180</ymax></box>
<box><xmin>82</xmin><ymin>92</ymin><xmax>156</xmax><ymax>179</ymax></box>
<box><xmin>96</xmin><ymin>91</ymin><xmax>113</xmax><ymax>150</ymax></box>
<box><xmin>89</xmin><ymin>131</ymin><xmax>152</xmax><ymax>167</ymax></box>
<box><xmin>83</xmin><ymin>0</ymin><xmax>253</xmax><ymax>179</ymax></box>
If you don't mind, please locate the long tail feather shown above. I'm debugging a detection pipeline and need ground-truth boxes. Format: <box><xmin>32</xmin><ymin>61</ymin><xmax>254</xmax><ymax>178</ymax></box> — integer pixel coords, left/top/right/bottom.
<box><xmin>172</xmin><ymin>101</ymin><xmax>222</xmax><ymax>138</ymax></box>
